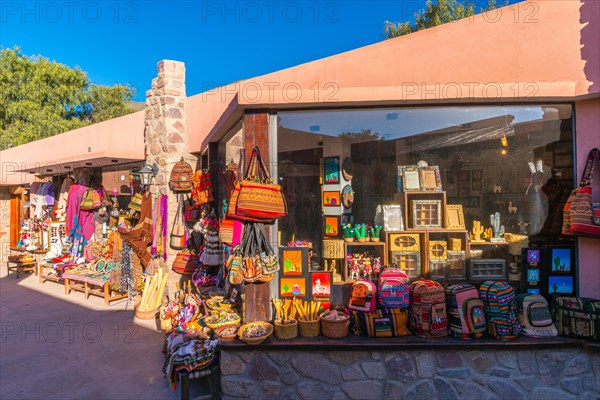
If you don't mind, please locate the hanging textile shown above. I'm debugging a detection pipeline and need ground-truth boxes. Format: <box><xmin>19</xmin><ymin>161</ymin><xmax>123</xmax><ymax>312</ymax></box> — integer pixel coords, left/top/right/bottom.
<box><xmin>118</xmin><ymin>192</ymin><xmax>153</xmax><ymax>268</ymax></box>
<box><xmin>121</xmin><ymin>242</ymin><xmax>133</xmax><ymax>293</ymax></box>
<box><xmin>151</xmin><ymin>194</ymin><xmax>168</xmax><ymax>262</ymax></box>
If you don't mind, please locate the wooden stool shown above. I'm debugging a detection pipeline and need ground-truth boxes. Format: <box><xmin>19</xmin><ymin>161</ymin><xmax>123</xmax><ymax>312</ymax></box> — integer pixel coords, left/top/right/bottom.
<box><xmin>6</xmin><ymin>261</ymin><xmax>37</xmax><ymax>279</ymax></box>
<box><xmin>178</xmin><ymin>362</ymin><xmax>220</xmax><ymax>400</ymax></box>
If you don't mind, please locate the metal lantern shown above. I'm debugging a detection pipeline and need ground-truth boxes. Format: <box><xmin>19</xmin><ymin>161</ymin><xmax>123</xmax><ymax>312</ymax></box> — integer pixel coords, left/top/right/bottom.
<box><xmin>137</xmin><ymin>164</ymin><xmax>154</xmax><ymax>186</ymax></box>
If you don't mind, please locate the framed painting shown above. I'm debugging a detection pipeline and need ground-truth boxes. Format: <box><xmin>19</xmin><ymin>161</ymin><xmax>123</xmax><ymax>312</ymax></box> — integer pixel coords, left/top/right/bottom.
<box><xmin>419</xmin><ymin>166</ymin><xmax>442</xmax><ymax>192</ymax></box>
<box><xmin>324</xmin><ymin>157</ymin><xmax>340</xmax><ymax>184</ymax></box>
<box><xmin>279</xmin><ymin>247</ymin><xmax>309</xmax><ymax>277</ymax></box>
<box><xmin>310</xmin><ymin>271</ymin><xmax>333</xmax><ymax>299</ymax></box>
<box><xmin>549</xmin><ymin>247</ymin><xmax>573</xmax><ymax>273</ymax></box>
<box><xmin>280</xmin><ymin>277</ymin><xmax>308</xmax><ymax>298</ymax></box>
<box><xmin>324</xmin><ymin>216</ymin><xmax>340</xmax><ymax>238</ymax></box>
<box><xmin>323</xmin><ymin>191</ymin><xmax>341</xmax><ymax>207</ymax></box>
<box><xmin>549</xmin><ymin>276</ymin><xmax>574</xmax><ymax>295</ymax></box>
<box><xmin>401</xmin><ymin>166</ymin><xmax>421</xmax><ymax>191</ymax></box>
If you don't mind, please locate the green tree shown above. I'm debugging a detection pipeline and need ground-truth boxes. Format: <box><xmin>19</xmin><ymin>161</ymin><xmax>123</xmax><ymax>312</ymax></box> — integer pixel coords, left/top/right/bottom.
<box><xmin>0</xmin><ymin>47</ymin><xmax>135</xmax><ymax>150</ymax></box>
<box><xmin>384</xmin><ymin>0</ymin><xmax>504</xmax><ymax>39</ymax></box>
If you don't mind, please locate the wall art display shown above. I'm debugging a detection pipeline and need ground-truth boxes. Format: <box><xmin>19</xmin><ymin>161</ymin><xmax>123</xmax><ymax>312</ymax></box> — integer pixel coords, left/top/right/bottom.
<box><xmin>527</xmin><ymin>288</ymin><xmax>541</xmax><ymax>295</ymax></box>
<box><xmin>310</xmin><ymin>271</ymin><xmax>332</xmax><ymax>298</ymax></box>
<box><xmin>383</xmin><ymin>205</ymin><xmax>404</xmax><ymax>231</ymax></box>
<box><xmin>551</xmin><ymin>247</ymin><xmax>572</xmax><ymax>272</ymax></box>
<box><xmin>324</xmin><ymin>216</ymin><xmax>340</xmax><ymax>238</ymax></box>
<box><xmin>323</xmin><ymin>191</ymin><xmax>341</xmax><ymax>207</ymax></box>
<box><xmin>527</xmin><ymin>268</ymin><xmax>540</xmax><ymax>285</ymax></box>
<box><xmin>549</xmin><ymin>276</ymin><xmax>574</xmax><ymax>295</ymax></box>
<box><xmin>419</xmin><ymin>166</ymin><xmax>443</xmax><ymax>191</ymax></box>
<box><xmin>527</xmin><ymin>249</ymin><xmax>541</xmax><ymax>264</ymax></box>
<box><xmin>279</xmin><ymin>247</ymin><xmax>309</xmax><ymax>276</ymax></box>
<box><xmin>412</xmin><ymin>200</ymin><xmax>442</xmax><ymax>228</ymax></box>
<box><xmin>280</xmin><ymin>277</ymin><xmax>308</xmax><ymax>298</ymax></box>
<box><xmin>324</xmin><ymin>157</ymin><xmax>340</xmax><ymax>184</ymax></box>
<box><xmin>341</xmin><ymin>185</ymin><xmax>354</xmax><ymax>209</ymax></box>
<box><xmin>341</xmin><ymin>157</ymin><xmax>354</xmax><ymax>181</ymax></box>
<box><xmin>400</xmin><ymin>166</ymin><xmax>421</xmax><ymax>191</ymax></box>
<box><xmin>445</xmin><ymin>205</ymin><xmax>465</xmax><ymax>230</ymax></box>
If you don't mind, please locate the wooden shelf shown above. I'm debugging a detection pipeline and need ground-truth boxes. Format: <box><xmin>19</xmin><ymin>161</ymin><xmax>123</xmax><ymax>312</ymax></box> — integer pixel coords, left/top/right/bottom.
<box><xmin>343</xmin><ymin>242</ymin><xmax>388</xmax><ymax>281</ymax></box>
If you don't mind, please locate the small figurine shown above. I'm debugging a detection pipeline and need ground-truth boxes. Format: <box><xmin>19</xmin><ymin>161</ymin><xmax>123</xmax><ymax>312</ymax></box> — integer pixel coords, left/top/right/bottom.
<box><xmin>470</xmin><ymin>220</ymin><xmax>485</xmax><ymax>243</ymax></box>
<box><xmin>490</xmin><ymin>212</ymin><xmax>506</xmax><ymax>242</ymax></box>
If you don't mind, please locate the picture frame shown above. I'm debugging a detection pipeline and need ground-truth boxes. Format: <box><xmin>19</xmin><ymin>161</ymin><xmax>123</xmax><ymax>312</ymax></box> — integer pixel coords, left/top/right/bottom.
<box><xmin>310</xmin><ymin>271</ymin><xmax>333</xmax><ymax>299</ymax></box>
<box><xmin>419</xmin><ymin>166</ymin><xmax>442</xmax><ymax>192</ymax></box>
<box><xmin>445</xmin><ymin>204</ymin><xmax>465</xmax><ymax>229</ymax></box>
<box><xmin>401</xmin><ymin>166</ymin><xmax>421</xmax><ymax>191</ymax></box>
<box><xmin>447</xmin><ymin>251</ymin><xmax>466</xmax><ymax>280</ymax></box>
<box><xmin>412</xmin><ymin>200</ymin><xmax>442</xmax><ymax>228</ymax></box>
<box><xmin>323</xmin><ymin>191</ymin><xmax>341</xmax><ymax>207</ymax></box>
<box><xmin>279</xmin><ymin>277</ymin><xmax>308</xmax><ymax>298</ymax></box>
<box><xmin>383</xmin><ymin>205</ymin><xmax>404</xmax><ymax>232</ymax></box>
<box><xmin>391</xmin><ymin>251</ymin><xmax>421</xmax><ymax>279</ymax></box>
<box><xmin>341</xmin><ymin>185</ymin><xmax>354</xmax><ymax>209</ymax></box>
<box><xmin>324</xmin><ymin>216</ymin><xmax>340</xmax><ymax>238</ymax></box>
<box><xmin>549</xmin><ymin>247</ymin><xmax>572</xmax><ymax>273</ymax></box>
<box><xmin>429</xmin><ymin>260</ymin><xmax>447</xmax><ymax>281</ymax></box>
<box><xmin>548</xmin><ymin>276</ymin><xmax>574</xmax><ymax>295</ymax></box>
<box><xmin>279</xmin><ymin>247</ymin><xmax>309</xmax><ymax>277</ymax></box>
<box><xmin>526</xmin><ymin>249</ymin><xmax>541</xmax><ymax>265</ymax></box>
<box><xmin>324</xmin><ymin>157</ymin><xmax>340</xmax><ymax>184</ymax></box>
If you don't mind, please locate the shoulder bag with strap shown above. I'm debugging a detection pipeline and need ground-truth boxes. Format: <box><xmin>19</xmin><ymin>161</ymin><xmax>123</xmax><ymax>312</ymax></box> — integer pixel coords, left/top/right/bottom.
<box><xmin>170</xmin><ymin>196</ymin><xmax>187</xmax><ymax>250</ymax></box>
<box><xmin>562</xmin><ymin>148</ymin><xmax>600</xmax><ymax>237</ymax></box>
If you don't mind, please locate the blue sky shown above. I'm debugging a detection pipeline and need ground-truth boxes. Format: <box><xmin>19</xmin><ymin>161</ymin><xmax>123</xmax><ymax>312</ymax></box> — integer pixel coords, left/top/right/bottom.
<box><xmin>2</xmin><ymin>1</ymin><xmax>518</xmax><ymax>101</ymax></box>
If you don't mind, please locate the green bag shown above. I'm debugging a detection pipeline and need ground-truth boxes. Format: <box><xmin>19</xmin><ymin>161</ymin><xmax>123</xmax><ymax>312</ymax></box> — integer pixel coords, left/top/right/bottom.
<box><xmin>551</xmin><ymin>296</ymin><xmax>600</xmax><ymax>341</ymax></box>
<box><xmin>80</xmin><ymin>189</ymin><xmax>97</xmax><ymax>211</ymax></box>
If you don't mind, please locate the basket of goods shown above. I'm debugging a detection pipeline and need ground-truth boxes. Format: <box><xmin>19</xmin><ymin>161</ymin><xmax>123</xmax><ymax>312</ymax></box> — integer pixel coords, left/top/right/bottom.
<box><xmin>295</xmin><ymin>299</ymin><xmax>322</xmax><ymax>337</ymax></box>
<box><xmin>214</xmin><ymin>323</ymin><xmax>240</xmax><ymax>342</ymax></box>
<box><xmin>238</xmin><ymin>321</ymin><xmax>273</xmax><ymax>345</ymax></box>
<box><xmin>204</xmin><ymin>311</ymin><xmax>241</xmax><ymax>329</ymax></box>
<box><xmin>205</xmin><ymin>297</ymin><xmax>235</xmax><ymax>311</ymax></box>
<box><xmin>320</xmin><ymin>310</ymin><xmax>351</xmax><ymax>338</ymax></box>
<box><xmin>272</xmin><ymin>298</ymin><xmax>299</xmax><ymax>340</ymax></box>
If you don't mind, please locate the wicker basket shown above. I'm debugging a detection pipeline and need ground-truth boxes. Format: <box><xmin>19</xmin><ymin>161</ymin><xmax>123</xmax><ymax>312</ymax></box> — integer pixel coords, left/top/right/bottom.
<box><xmin>298</xmin><ymin>319</ymin><xmax>320</xmax><ymax>337</ymax></box>
<box><xmin>238</xmin><ymin>322</ymin><xmax>273</xmax><ymax>345</ymax></box>
<box><xmin>135</xmin><ymin>307</ymin><xmax>158</xmax><ymax>320</ymax></box>
<box><xmin>214</xmin><ymin>323</ymin><xmax>240</xmax><ymax>342</ymax></box>
<box><xmin>274</xmin><ymin>319</ymin><xmax>298</xmax><ymax>340</ymax></box>
<box><xmin>320</xmin><ymin>315</ymin><xmax>350</xmax><ymax>338</ymax></box>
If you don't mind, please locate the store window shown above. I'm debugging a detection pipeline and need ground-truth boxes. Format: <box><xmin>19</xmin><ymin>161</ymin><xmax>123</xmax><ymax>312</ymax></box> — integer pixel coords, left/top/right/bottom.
<box><xmin>276</xmin><ymin>105</ymin><xmax>575</xmax><ymax>293</ymax></box>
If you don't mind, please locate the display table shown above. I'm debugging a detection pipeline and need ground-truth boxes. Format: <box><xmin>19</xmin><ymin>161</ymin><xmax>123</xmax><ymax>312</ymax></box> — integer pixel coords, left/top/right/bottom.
<box><xmin>6</xmin><ymin>260</ymin><xmax>37</xmax><ymax>279</ymax></box>
<box><xmin>38</xmin><ymin>263</ymin><xmax>62</xmax><ymax>285</ymax></box>
<box><xmin>63</xmin><ymin>272</ymin><xmax>127</xmax><ymax>306</ymax></box>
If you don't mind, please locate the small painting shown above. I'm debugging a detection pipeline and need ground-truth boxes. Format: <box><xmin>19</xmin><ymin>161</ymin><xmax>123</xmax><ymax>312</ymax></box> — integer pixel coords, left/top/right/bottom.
<box><xmin>310</xmin><ymin>271</ymin><xmax>332</xmax><ymax>298</ymax></box>
<box><xmin>281</xmin><ymin>248</ymin><xmax>305</xmax><ymax>276</ymax></box>
<box><xmin>527</xmin><ymin>249</ymin><xmax>541</xmax><ymax>264</ymax></box>
<box><xmin>324</xmin><ymin>216</ymin><xmax>340</xmax><ymax>237</ymax></box>
<box><xmin>527</xmin><ymin>288</ymin><xmax>541</xmax><ymax>295</ymax></box>
<box><xmin>323</xmin><ymin>191</ymin><xmax>340</xmax><ymax>207</ymax></box>
<box><xmin>324</xmin><ymin>157</ymin><xmax>340</xmax><ymax>184</ymax></box>
<box><xmin>280</xmin><ymin>277</ymin><xmax>307</xmax><ymax>298</ymax></box>
<box><xmin>527</xmin><ymin>268</ymin><xmax>540</xmax><ymax>285</ymax></box>
<box><xmin>551</xmin><ymin>248</ymin><xmax>572</xmax><ymax>272</ymax></box>
<box><xmin>549</xmin><ymin>276</ymin><xmax>574</xmax><ymax>294</ymax></box>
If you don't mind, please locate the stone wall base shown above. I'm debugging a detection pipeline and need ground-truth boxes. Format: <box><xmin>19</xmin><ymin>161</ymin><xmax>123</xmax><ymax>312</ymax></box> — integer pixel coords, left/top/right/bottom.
<box><xmin>220</xmin><ymin>347</ymin><xmax>600</xmax><ymax>400</ymax></box>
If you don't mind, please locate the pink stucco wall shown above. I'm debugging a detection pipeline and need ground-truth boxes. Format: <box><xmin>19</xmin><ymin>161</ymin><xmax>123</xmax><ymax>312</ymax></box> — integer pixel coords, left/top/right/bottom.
<box><xmin>575</xmin><ymin>99</ymin><xmax>600</xmax><ymax>299</ymax></box>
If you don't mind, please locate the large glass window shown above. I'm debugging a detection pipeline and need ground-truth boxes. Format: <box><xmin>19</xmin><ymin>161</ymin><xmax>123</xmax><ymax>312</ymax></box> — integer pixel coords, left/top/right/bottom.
<box><xmin>277</xmin><ymin>105</ymin><xmax>574</xmax><ymax>285</ymax></box>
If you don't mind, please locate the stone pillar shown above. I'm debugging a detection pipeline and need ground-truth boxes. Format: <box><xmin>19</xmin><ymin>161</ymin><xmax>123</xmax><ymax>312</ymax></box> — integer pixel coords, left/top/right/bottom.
<box><xmin>144</xmin><ymin>60</ymin><xmax>195</xmax><ymax>290</ymax></box>
<box><xmin>0</xmin><ymin>187</ymin><xmax>11</xmax><ymax>264</ymax></box>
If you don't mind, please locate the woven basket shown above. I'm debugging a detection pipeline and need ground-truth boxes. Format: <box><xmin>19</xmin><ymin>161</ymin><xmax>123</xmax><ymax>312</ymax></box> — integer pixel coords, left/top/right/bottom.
<box><xmin>214</xmin><ymin>323</ymin><xmax>240</xmax><ymax>342</ymax></box>
<box><xmin>238</xmin><ymin>322</ymin><xmax>273</xmax><ymax>345</ymax></box>
<box><xmin>135</xmin><ymin>307</ymin><xmax>158</xmax><ymax>320</ymax></box>
<box><xmin>298</xmin><ymin>319</ymin><xmax>320</xmax><ymax>337</ymax></box>
<box><xmin>320</xmin><ymin>315</ymin><xmax>350</xmax><ymax>338</ymax></box>
<box><xmin>274</xmin><ymin>319</ymin><xmax>298</xmax><ymax>340</ymax></box>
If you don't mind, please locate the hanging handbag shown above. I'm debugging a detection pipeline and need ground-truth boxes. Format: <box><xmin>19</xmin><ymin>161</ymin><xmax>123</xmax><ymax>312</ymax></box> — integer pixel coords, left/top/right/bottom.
<box><xmin>172</xmin><ymin>250</ymin><xmax>198</xmax><ymax>275</ymax></box>
<box><xmin>183</xmin><ymin>196</ymin><xmax>201</xmax><ymax>223</ymax></box>
<box><xmin>219</xmin><ymin>216</ymin><xmax>244</xmax><ymax>246</ymax></box>
<box><xmin>562</xmin><ymin>148</ymin><xmax>600</xmax><ymax>237</ymax></box>
<box><xmin>226</xmin><ymin>247</ymin><xmax>244</xmax><ymax>285</ymax></box>
<box><xmin>229</xmin><ymin>146</ymin><xmax>287</xmax><ymax>222</ymax></box>
<box><xmin>191</xmin><ymin>169</ymin><xmax>214</xmax><ymax>206</ymax></box>
<box><xmin>80</xmin><ymin>188</ymin><xmax>98</xmax><ymax>211</ymax></box>
<box><xmin>170</xmin><ymin>198</ymin><xmax>187</xmax><ymax>250</ymax></box>
<box><xmin>128</xmin><ymin>192</ymin><xmax>143</xmax><ymax>212</ymax></box>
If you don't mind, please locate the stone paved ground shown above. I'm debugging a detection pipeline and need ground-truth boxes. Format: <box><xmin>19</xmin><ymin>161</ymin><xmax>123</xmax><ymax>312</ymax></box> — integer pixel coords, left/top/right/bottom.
<box><xmin>0</xmin><ymin>266</ymin><xmax>180</xmax><ymax>400</ymax></box>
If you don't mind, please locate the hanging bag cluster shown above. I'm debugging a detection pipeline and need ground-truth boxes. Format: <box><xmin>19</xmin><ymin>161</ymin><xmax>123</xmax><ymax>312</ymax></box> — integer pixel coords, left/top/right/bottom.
<box><xmin>170</xmin><ymin>197</ymin><xmax>187</xmax><ymax>250</ymax></box>
<box><xmin>562</xmin><ymin>148</ymin><xmax>600</xmax><ymax>237</ymax></box>
<box><xmin>191</xmin><ymin>169</ymin><xmax>214</xmax><ymax>206</ymax></box>
<box><xmin>228</xmin><ymin>147</ymin><xmax>287</xmax><ymax>222</ymax></box>
<box><xmin>227</xmin><ymin>223</ymin><xmax>279</xmax><ymax>283</ymax></box>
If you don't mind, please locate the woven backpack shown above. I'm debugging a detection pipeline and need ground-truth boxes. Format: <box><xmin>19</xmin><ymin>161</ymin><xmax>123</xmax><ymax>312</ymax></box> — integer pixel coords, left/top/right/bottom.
<box><xmin>479</xmin><ymin>281</ymin><xmax>521</xmax><ymax>340</ymax></box>
<box><xmin>516</xmin><ymin>293</ymin><xmax>557</xmax><ymax>338</ymax></box>
<box><xmin>169</xmin><ymin>159</ymin><xmax>194</xmax><ymax>192</ymax></box>
<box><xmin>409</xmin><ymin>280</ymin><xmax>448</xmax><ymax>338</ymax></box>
<box><xmin>446</xmin><ymin>284</ymin><xmax>486</xmax><ymax>339</ymax></box>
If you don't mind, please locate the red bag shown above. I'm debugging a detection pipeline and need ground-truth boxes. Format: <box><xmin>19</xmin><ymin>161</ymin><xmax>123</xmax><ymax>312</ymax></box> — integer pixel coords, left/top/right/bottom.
<box><xmin>172</xmin><ymin>251</ymin><xmax>198</xmax><ymax>275</ymax></box>
<box><xmin>191</xmin><ymin>169</ymin><xmax>214</xmax><ymax>206</ymax></box>
<box><xmin>219</xmin><ymin>216</ymin><xmax>244</xmax><ymax>246</ymax></box>
<box><xmin>562</xmin><ymin>148</ymin><xmax>600</xmax><ymax>237</ymax></box>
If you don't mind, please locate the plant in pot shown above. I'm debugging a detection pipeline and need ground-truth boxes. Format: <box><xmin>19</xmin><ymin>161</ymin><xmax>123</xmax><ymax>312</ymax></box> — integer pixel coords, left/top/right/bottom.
<box><xmin>369</xmin><ymin>225</ymin><xmax>382</xmax><ymax>242</ymax></box>
<box><xmin>343</xmin><ymin>224</ymin><xmax>355</xmax><ymax>242</ymax></box>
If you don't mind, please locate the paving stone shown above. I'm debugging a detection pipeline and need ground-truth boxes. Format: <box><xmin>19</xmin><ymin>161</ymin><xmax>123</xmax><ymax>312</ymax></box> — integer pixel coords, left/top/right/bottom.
<box><xmin>249</xmin><ymin>353</ymin><xmax>279</xmax><ymax>380</ymax></box>
<box><xmin>268</xmin><ymin>351</ymin><xmax>291</xmax><ymax>366</ymax></box>
<box><xmin>292</xmin><ymin>354</ymin><xmax>342</xmax><ymax>385</ymax></box>
<box><xmin>517</xmin><ymin>351</ymin><xmax>536</xmax><ymax>374</ymax></box>
<box><xmin>281</xmin><ymin>370</ymin><xmax>301</xmax><ymax>385</ymax></box>
<box><xmin>496</xmin><ymin>351</ymin><xmax>518</xmax><ymax>369</ymax></box>
<box><xmin>489</xmin><ymin>368</ymin><xmax>511</xmax><ymax>378</ymax></box>
<box><xmin>536</xmin><ymin>351</ymin><xmax>568</xmax><ymax>384</ymax></box>
<box><xmin>342</xmin><ymin>363</ymin><xmax>367</xmax><ymax>381</ymax></box>
<box><xmin>515</xmin><ymin>377</ymin><xmax>541</xmax><ymax>392</ymax></box>
<box><xmin>237</xmin><ymin>352</ymin><xmax>254</xmax><ymax>363</ymax></box>
<box><xmin>460</xmin><ymin>383</ymin><xmax>493</xmax><ymax>400</ymax></box>
<box><xmin>436</xmin><ymin>351</ymin><xmax>463</xmax><ymax>369</ymax></box>
<box><xmin>221</xmin><ymin>376</ymin><xmax>257</xmax><ymax>398</ymax></box>
<box><xmin>450</xmin><ymin>379</ymin><xmax>466</xmax><ymax>393</ymax></box>
<box><xmin>560</xmin><ymin>377</ymin><xmax>583</xmax><ymax>394</ymax></box>
<box><xmin>220</xmin><ymin>352</ymin><xmax>246</xmax><ymax>375</ymax></box>
<box><xmin>371</xmin><ymin>351</ymin><xmax>382</xmax><ymax>360</ymax></box>
<box><xmin>438</xmin><ymin>368</ymin><xmax>471</xmax><ymax>379</ymax></box>
<box><xmin>361</xmin><ymin>361</ymin><xmax>386</xmax><ymax>379</ymax></box>
<box><xmin>489</xmin><ymin>378</ymin><xmax>527</xmax><ymax>399</ymax></box>
<box><xmin>342</xmin><ymin>381</ymin><xmax>383</xmax><ymax>400</ymax></box>
<box><xmin>473</xmin><ymin>355</ymin><xmax>493</xmax><ymax>374</ymax></box>
<box><xmin>582</xmin><ymin>375</ymin><xmax>596</xmax><ymax>391</ymax></box>
<box><xmin>530</xmin><ymin>387</ymin><xmax>575</xmax><ymax>400</ymax></box>
<box><xmin>384</xmin><ymin>381</ymin><xmax>405</xmax><ymax>400</ymax></box>
<box><xmin>262</xmin><ymin>382</ymin><xmax>282</xmax><ymax>398</ymax></box>
<box><xmin>416</xmin><ymin>353</ymin><xmax>435</xmax><ymax>378</ymax></box>
<box><xmin>329</xmin><ymin>351</ymin><xmax>370</xmax><ymax>366</ymax></box>
<box><xmin>405</xmin><ymin>381</ymin><xmax>435</xmax><ymax>400</ymax></box>
<box><xmin>385</xmin><ymin>353</ymin><xmax>416</xmax><ymax>382</ymax></box>
<box><xmin>298</xmin><ymin>381</ymin><xmax>334</xmax><ymax>400</ymax></box>
<box><xmin>565</xmin><ymin>354</ymin><xmax>589</xmax><ymax>376</ymax></box>
<box><xmin>435</xmin><ymin>377</ymin><xmax>460</xmax><ymax>400</ymax></box>
<box><xmin>280</xmin><ymin>390</ymin><xmax>302</xmax><ymax>400</ymax></box>
<box><xmin>580</xmin><ymin>392</ymin><xmax>600</xmax><ymax>400</ymax></box>
<box><xmin>332</xmin><ymin>392</ymin><xmax>348</xmax><ymax>400</ymax></box>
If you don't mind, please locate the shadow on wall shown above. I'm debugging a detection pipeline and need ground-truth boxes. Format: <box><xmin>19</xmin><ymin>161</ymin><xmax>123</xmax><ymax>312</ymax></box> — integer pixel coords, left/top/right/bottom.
<box><xmin>581</xmin><ymin>0</ymin><xmax>600</xmax><ymax>93</ymax></box>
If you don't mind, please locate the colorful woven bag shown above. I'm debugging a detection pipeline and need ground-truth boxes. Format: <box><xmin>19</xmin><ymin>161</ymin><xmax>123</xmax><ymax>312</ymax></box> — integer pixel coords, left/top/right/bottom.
<box><xmin>229</xmin><ymin>146</ymin><xmax>287</xmax><ymax>222</ymax></box>
<box><xmin>479</xmin><ymin>280</ymin><xmax>521</xmax><ymax>340</ymax></box>
<box><xmin>352</xmin><ymin>308</ymin><xmax>409</xmax><ymax>337</ymax></box>
<box><xmin>562</xmin><ymin>148</ymin><xmax>600</xmax><ymax>237</ymax></box>
<box><xmin>191</xmin><ymin>169</ymin><xmax>214</xmax><ymax>205</ymax></box>
<box><xmin>551</xmin><ymin>296</ymin><xmax>600</xmax><ymax>341</ymax></box>
<box><xmin>169</xmin><ymin>159</ymin><xmax>194</xmax><ymax>192</ymax></box>
<box><xmin>169</xmin><ymin>199</ymin><xmax>187</xmax><ymax>250</ymax></box>
<box><xmin>409</xmin><ymin>280</ymin><xmax>448</xmax><ymax>338</ymax></box>
<box><xmin>80</xmin><ymin>188</ymin><xmax>98</xmax><ymax>211</ymax></box>
<box><xmin>172</xmin><ymin>251</ymin><xmax>198</xmax><ymax>275</ymax></box>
